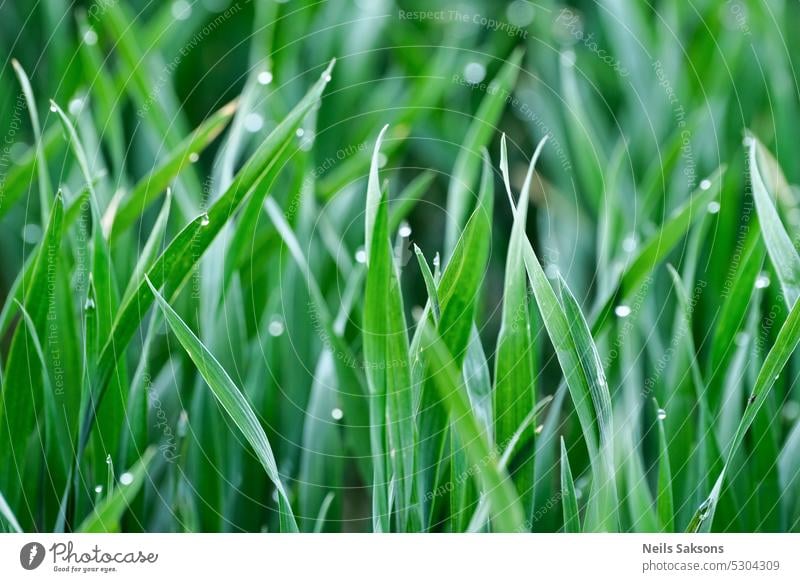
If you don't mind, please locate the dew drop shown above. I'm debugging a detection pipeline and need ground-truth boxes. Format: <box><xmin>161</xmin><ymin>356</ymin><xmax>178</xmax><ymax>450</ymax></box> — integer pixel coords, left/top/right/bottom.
<box><xmin>389</xmin><ymin>448</ymin><xmax>397</xmax><ymax>459</ymax></box>
<box><xmin>398</xmin><ymin>222</ymin><xmax>412</xmax><ymax>238</ymax></box>
<box><xmin>272</xmin><ymin>490</ymin><xmax>279</xmax><ymax>502</ymax></box>
<box><xmin>355</xmin><ymin>247</ymin><xmax>367</xmax><ymax>264</ymax></box>
<box><xmin>21</xmin><ymin>223</ymin><xmax>42</xmax><ymax>244</ymax></box>
<box><xmin>700</xmin><ymin>178</ymin><xmax>712</xmax><ymax>191</ymax></box>
<box><xmin>622</xmin><ymin>235</ymin><xmax>637</xmax><ymax>253</ymax></box>
<box><xmin>94</xmin><ymin>485</ymin><xmax>103</xmax><ymax>494</ymax></box>
<box><xmin>189</xmin><ymin>152</ymin><xmax>200</xmax><ymax>163</ymax></box>
<box><xmin>257</xmin><ymin>70</ymin><xmax>273</xmax><ymax>85</ymax></box>
<box><xmin>783</xmin><ymin>401</ymin><xmax>800</xmax><ymax>422</ymax></box>
<box><xmin>331</xmin><ymin>408</ymin><xmax>343</xmax><ymax>421</ymax></box>
<box><xmin>171</xmin><ymin>0</ymin><xmax>192</xmax><ymax>21</ymax></box>
<box><xmin>244</xmin><ymin>112</ymin><xmax>264</xmax><ymax>133</ymax></box>
<box><xmin>68</xmin><ymin>98</ymin><xmax>84</xmax><ymax>116</ymax></box>
<box><xmin>268</xmin><ymin>316</ymin><xmax>285</xmax><ymax>337</ymax></box>
<box><xmin>84</xmin><ymin>296</ymin><xmax>96</xmax><ymax>311</ymax></box>
<box><xmin>507</xmin><ymin>0</ymin><xmax>535</xmax><ymax>27</ymax></box>
<box><xmin>323</xmin><ymin>74</ymin><xmax>332</xmax><ymax>82</ymax></box>
<box><xmin>463</xmin><ymin>62</ymin><xmax>487</xmax><ymax>85</ymax></box>
<box><xmin>614</xmin><ymin>304</ymin><xmax>632</xmax><ymax>318</ymax></box>
<box><xmin>177</xmin><ymin>409</ymin><xmax>189</xmax><ymax>437</ymax></box>
<box><xmin>432</xmin><ymin>253</ymin><xmax>441</xmax><ymax>269</ymax></box>
<box><xmin>295</xmin><ymin>128</ymin><xmax>305</xmax><ymax>138</ymax></box>
<box><xmin>199</xmin><ymin>212</ymin><xmax>210</xmax><ymax>226</ymax></box>
<box><xmin>106</xmin><ymin>454</ymin><xmax>113</xmax><ymax>465</ymax></box>
<box><xmin>657</xmin><ymin>408</ymin><xmax>667</xmax><ymax>420</ymax></box>
<box><xmin>535</xmin><ymin>424</ymin><xmax>544</xmax><ymax>434</ymax></box>
<box><xmin>706</xmin><ymin>201</ymin><xmax>721</xmax><ymax>214</ymax></box>
<box><xmin>119</xmin><ymin>472</ymin><xmax>134</xmax><ymax>486</ymax></box>
<box><xmin>377</xmin><ymin>153</ymin><xmax>388</xmax><ymax>168</ymax></box>
<box><xmin>49</xmin><ymin>103</ymin><xmax>58</xmax><ymax>113</ymax></box>
<box><xmin>83</xmin><ymin>28</ymin><xmax>98</xmax><ymax>46</ymax></box>
<box><xmin>755</xmin><ymin>273</ymin><xmax>770</xmax><ymax>289</ymax></box>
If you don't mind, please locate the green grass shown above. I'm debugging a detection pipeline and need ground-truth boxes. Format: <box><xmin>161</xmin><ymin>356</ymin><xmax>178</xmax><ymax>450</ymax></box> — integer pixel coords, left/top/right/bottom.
<box><xmin>0</xmin><ymin>0</ymin><xmax>799</xmax><ymax>533</ymax></box>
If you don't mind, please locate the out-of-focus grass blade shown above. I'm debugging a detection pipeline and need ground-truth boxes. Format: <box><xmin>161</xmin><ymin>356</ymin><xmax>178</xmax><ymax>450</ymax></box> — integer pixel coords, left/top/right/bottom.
<box><xmin>0</xmin><ymin>128</ymin><xmax>61</xmax><ymax>221</ymax></box>
<box><xmin>11</xmin><ymin>59</ymin><xmax>52</xmax><ymax>222</ymax></box>
<box><xmin>560</xmin><ymin>437</ymin><xmax>581</xmax><ymax>533</ymax></box>
<box><xmin>147</xmin><ymin>278</ymin><xmax>298</xmax><ymax>532</ymax></box>
<box><xmin>444</xmin><ymin>47</ymin><xmax>523</xmax><ymax>253</ymax></box>
<box><xmin>688</xmin><ymin>288</ymin><xmax>800</xmax><ymax>531</ymax></box>
<box><xmin>78</xmin><ymin>448</ymin><xmax>155</xmax><ymax>532</ymax></box>
<box><xmin>748</xmin><ymin>136</ymin><xmax>800</xmax><ymax>308</ymax></box>
<box><xmin>110</xmin><ymin>101</ymin><xmax>236</xmax><ymax>241</ymax></box>
<box><xmin>0</xmin><ymin>490</ymin><xmax>22</xmax><ymax>532</ymax></box>
<box><xmin>420</xmin><ymin>323</ymin><xmax>525</xmax><ymax>532</ymax></box>
<box><xmin>121</xmin><ymin>190</ymin><xmax>172</xmax><ymax>304</ymax></box>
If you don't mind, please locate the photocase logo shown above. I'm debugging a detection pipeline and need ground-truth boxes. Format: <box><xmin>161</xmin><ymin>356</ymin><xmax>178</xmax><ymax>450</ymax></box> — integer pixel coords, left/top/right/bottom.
<box><xmin>20</xmin><ymin>542</ymin><xmax>46</xmax><ymax>570</ymax></box>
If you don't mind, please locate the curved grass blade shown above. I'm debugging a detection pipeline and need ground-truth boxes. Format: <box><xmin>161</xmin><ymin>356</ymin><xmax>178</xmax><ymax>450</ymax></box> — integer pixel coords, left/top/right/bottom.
<box><xmin>11</xmin><ymin>59</ymin><xmax>53</xmax><ymax>223</ymax></box>
<box><xmin>147</xmin><ymin>278</ymin><xmax>298</xmax><ymax>532</ymax></box>
<box><xmin>748</xmin><ymin>135</ymin><xmax>800</xmax><ymax>308</ymax></box>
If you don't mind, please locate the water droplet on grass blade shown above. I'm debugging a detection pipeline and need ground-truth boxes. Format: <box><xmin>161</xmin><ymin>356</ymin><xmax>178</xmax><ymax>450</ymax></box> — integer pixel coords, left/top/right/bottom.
<box><xmin>244</xmin><ymin>112</ymin><xmax>264</xmax><ymax>133</ymax></box>
<box><xmin>614</xmin><ymin>305</ymin><xmax>632</xmax><ymax>318</ymax></box>
<box><xmin>171</xmin><ymin>0</ymin><xmax>192</xmax><ymax>20</ymax></box>
<box><xmin>463</xmin><ymin>62</ymin><xmax>486</xmax><ymax>84</ymax></box>
<box><xmin>21</xmin><ymin>223</ymin><xmax>42</xmax><ymax>244</ymax></box>
<box><xmin>94</xmin><ymin>485</ymin><xmax>103</xmax><ymax>494</ymax></box>
<box><xmin>657</xmin><ymin>408</ymin><xmax>667</xmax><ymax>420</ymax></box>
<box><xmin>268</xmin><ymin>316</ymin><xmax>284</xmax><ymax>337</ymax></box>
<box><xmin>706</xmin><ymin>201</ymin><xmax>721</xmax><ymax>214</ymax></box>
<box><xmin>355</xmin><ymin>247</ymin><xmax>366</xmax><ymax>264</ymax></box>
<box><xmin>200</xmin><ymin>212</ymin><xmax>210</xmax><ymax>226</ymax></box>
<box><xmin>700</xmin><ymin>178</ymin><xmax>712</xmax><ymax>191</ymax></box>
<box><xmin>295</xmin><ymin>128</ymin><xmax>305</xmax><ymax>138</ymax></box>
<box><xmin>189</xmin><ymin>152</ymin><xmax>200</xmax><ymax>163</ymax></box>
<box><xmin>68</xmin><ymin>98</ymin><xmax>84</xmax><ymax>116</ymax></box>
<box><xmin>83</xmin><ymin>28</ymin><xmax>98</xmax><ymax>45</ymax></box>
<box><xmin>331</xmin><ymin>408</ymin><xmax>343</xmax><ymax>421</ymax></box>
<box><xmin>398</xmin><ymin>222</ymin><xmax>412</xmax><ymax>237</ymax></box>
<box><xmin>119</xmin><ymin>472</ymin><xmax>134</xmax><ymax>486</ymax></box>
<box><xmin>257</xmin><ymin>70</ymin><xmax>273</xmax><ymax>85</ymax></box>
<box><xmin>84</xmin><ymin>297</ymin><xmax>96</xmax><ymax>311</ymax></box>
<box><xmin>755</xmin><ymin>273</ymin><xmax>770</xmax><ymax>289</ymax></box>
<box><xmin>622</xmin><ymin>235</ymin><xmax>637</xmax><ymax>253</ymax></box>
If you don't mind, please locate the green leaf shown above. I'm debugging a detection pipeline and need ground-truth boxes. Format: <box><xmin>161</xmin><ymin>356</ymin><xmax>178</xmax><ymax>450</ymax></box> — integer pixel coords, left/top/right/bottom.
<box><xmin>654</xmin><ymin>400</ymin><xmax>674</xmax><ymax>532</ymax></box>
<box><xmin>494</xmin><ymin>134</ymin><xmax>546</xmax><ymax>519</ymax></box>
<box><xmin>748</xmin><ymin>135</ymin><xmax>800</xmax><ymax>308</ymax></box>
<box><xmin>560</xmin><ymin>437</ymin><xmax>581</xmax><ymax>533</ymax></box>
<box><xmin>147</xmin><ymin>278</ymin><xmax>298</xmax><ymax>532</ymax></box>
<box><xmin>363</xmin><ymin>126</ymin><xmax>414</xmax><ymax>531</ymax></box>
